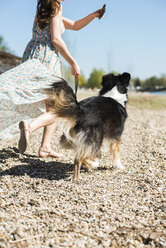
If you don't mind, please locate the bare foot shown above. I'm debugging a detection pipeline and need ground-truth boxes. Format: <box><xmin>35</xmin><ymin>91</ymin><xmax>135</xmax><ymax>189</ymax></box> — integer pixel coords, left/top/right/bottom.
<box><xmin>38</xmin><ymin>148</ymin><xmax>64</xmax><ymax>158</ymax></box>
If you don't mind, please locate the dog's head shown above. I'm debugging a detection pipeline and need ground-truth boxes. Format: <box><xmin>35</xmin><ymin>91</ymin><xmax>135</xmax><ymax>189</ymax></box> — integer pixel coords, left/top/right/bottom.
<box><xmin>99</xmin><ymin>72</ymin><xmax>131</xmax><ymax>95</ymax></box>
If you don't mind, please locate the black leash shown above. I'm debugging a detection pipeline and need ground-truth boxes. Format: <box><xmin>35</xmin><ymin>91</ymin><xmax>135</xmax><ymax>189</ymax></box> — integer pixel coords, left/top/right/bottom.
<box><xmin>75</xmin><ymin>77</ymin><xmax>79</xmax><ymax>99</ymax></box>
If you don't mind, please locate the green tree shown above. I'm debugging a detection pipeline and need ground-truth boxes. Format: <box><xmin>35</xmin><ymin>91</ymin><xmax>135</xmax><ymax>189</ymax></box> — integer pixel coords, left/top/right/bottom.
<box><xmin>133</xmin><ymin>77</ymin><xmax>141</xmax><ymax>88</ymax></box>
<box><xmin>78</xmin><ymin>74</ymin><xmax>86</xmax><ymax>88</ymax></box>
<box><xmin>143</xmin><ymin>76</ymin><xmax>159</xmax><ymax>90</ymax></box>
<box><xmin>0</xmin><ymin>36</ymin><xmax>10</xmax><ymax>52</ymax></box>
<box><xmin>158</xmin><ymin>76</ymin><xmax>166</xmax><ymax>87</ymax></box>
<box><xmin>86</xmin><ymin>68</ymin><xmax>105</xmax><ymax>89</ymax></box>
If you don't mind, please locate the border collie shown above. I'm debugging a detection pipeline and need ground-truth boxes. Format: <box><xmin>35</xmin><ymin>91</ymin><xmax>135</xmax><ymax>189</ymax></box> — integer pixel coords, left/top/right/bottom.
<box><xmin>46</xmin><ymin>72</ymin><xmax>131</xmax><ymax>180</ymax></box>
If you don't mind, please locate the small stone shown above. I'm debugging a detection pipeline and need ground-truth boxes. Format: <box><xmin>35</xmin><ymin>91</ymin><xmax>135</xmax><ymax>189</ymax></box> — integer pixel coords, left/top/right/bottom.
<box><xmin>150</xmin><ymin>232</ymin><xmax>160</xmax><ymax>240</ymax></box>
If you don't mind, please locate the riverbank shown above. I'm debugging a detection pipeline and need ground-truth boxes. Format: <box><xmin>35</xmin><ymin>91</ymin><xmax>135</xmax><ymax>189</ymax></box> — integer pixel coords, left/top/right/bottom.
<box><xmin>128</xmin><ymin>92</ymin><xmax>166</xmax><ymax>110</ymax></box>
<box><xmin>0</xmin><ymin>92</ymin><xmax>166</xmax><ymax>248</ymax></box>
<box><xmin>77</xmin><ymin>89</ymin><xmax>166</xmax><ymax>110</ymax></box>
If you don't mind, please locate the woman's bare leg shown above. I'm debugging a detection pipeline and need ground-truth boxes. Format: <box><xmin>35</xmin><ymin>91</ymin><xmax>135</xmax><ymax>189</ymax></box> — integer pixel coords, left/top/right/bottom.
<box><xmin>19</xmin><ymin>99</ymin><xmax>63</xmax><ymax>157</ymax></box>
<box><xmin>38</xmin><ymin>100</ymin><xmax>63</xmax><ymax>158</ymax></box>
<box><xmin>29</xmin><ymin>111</ymin><xmax>56</xmax><ymax>132</ymax></box>
<box><xmin>38</xmin><ymin>122</ymin><xmax>63</xmax><ymax>158</ymax></box>
<box><xmin>18</xmin><ymin>111</ymin><xmax>56</xmax><ymax>154</ymax></box>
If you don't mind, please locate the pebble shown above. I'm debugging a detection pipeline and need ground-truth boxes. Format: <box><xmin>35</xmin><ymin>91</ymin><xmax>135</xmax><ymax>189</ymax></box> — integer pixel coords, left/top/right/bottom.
<box><xmin>0</xmin><ymin>103</ymin><xmax>166</xmax><ymax>248</ymax></box>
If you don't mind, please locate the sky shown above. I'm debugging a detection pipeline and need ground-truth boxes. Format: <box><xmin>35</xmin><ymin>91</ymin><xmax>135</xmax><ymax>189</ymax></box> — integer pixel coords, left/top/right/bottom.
<box><xmin>0</xmin><ymin>0</ymin><xmax>166</xmax><ymax>80</ymax></box>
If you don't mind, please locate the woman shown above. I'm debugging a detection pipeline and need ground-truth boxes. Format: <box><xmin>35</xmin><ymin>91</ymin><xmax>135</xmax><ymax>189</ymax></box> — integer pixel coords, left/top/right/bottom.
<box><xmin>0</xmin><ymin>0</ymin><xmax>104</xmax><ymax>158</ymax></box>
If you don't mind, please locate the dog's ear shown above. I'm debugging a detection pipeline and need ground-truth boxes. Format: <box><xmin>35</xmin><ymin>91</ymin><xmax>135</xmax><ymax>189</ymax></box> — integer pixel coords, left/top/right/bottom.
<box><xmin>100</xmin><ymin>73</ymin><xmax>116</xmax><ymax>95</ymax></box>
<box><xmin>101</xmin><ymin>75</ymin><xmax>107</xmax><ymax>86</ymax></box>
<box><xmin>120</xmin><ymin>72</ymin><xmax>131</xmax><ymax>86</ymax></box>
<box><xmin>101</xmin><ymin>74</ymin><xmax>114</xmax><ymax>86</ymax></box>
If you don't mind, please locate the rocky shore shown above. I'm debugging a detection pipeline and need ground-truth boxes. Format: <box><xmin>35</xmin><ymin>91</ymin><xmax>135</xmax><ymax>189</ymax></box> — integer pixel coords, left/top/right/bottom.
<box><xmin>0</xmin><ymin>93</ymin><xmax>166</xmax><ymax>248</ymax></box>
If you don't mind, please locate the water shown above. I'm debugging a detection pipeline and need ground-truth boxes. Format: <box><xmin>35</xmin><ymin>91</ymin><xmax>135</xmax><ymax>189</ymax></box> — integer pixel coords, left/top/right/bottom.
<box><xmin>148</xmin><ymin>91</ymin><xmax>166</xmax><ymax>96</ymax></box>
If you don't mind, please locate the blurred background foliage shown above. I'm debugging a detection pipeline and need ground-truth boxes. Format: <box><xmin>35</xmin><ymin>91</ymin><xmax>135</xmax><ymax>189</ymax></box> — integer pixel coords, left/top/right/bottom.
<box><xmin>1</xmin><ymin>34</ymin><xmax>166</xmax><ymax>92</ymax></box>
<box><xmin>0</xmin><ymin>35</ymin><xmax>12</xmax><ymax>53</ymax></box>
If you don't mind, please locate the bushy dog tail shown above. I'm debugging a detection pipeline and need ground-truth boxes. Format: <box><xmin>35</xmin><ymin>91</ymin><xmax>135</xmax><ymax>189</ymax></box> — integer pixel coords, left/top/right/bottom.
<box><xmin>45</xmin><ymin>77</ymin><xmax>80</xmax><ymax>140</ymax></box>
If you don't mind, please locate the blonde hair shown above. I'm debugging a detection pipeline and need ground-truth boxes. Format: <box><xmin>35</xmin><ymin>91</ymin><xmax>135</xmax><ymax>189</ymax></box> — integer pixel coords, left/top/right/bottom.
<box><xmin>37</xmin><ymin>0</ymin><xmax>61</xmax><ymax>29</ymax></box>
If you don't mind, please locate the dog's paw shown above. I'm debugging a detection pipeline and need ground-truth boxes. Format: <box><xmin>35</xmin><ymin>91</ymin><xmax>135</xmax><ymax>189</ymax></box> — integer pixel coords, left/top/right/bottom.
<box><xmin>90</xmin><ymin>160</ymin><xmax>99</xmax><ymax>169</ymax></box>
<box><xmin>83</xmin><ymin>159</ymin><xmax>99</xmax><ymax>170</ymax></box>
<box><xmin>113</xmin><ymin>159</ymin><xmax>125</xmax><ymax>170</ymax></box>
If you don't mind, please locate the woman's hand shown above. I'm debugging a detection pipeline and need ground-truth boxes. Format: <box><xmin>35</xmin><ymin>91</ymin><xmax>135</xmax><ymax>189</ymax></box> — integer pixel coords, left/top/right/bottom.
<box><xmin>70</xmin><ymin>61</ymin><xmax>80</xmax><ymax>78</ymax></box>
<box><xmin>93</xmin><ymin>9</ymin><xmax>101</xmax><ymax>18</ymax></box>
<box><xmin>93</xmin><ymin>4</ymin><xmax>106</xmax><ymax>19</ymax></box>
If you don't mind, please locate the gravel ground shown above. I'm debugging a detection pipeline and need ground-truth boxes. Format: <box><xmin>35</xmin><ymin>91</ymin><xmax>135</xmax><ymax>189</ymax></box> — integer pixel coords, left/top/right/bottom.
<box><xmin>0</xmin><ymin>95</ymin><xmax>166</xmax><ymax>248</ymax></box>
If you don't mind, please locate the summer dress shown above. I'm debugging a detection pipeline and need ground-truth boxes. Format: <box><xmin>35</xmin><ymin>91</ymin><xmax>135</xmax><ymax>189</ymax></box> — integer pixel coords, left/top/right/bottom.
<box><xmin>0</xmin><ymin>21</ymin><xmax>65</xmax><ymax>140</ymax></box>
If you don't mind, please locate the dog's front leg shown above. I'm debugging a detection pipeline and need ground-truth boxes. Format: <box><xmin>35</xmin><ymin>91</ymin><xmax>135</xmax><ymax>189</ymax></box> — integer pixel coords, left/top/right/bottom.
<box><xmin>73</xmin><ymin>159</ymin><xmax>82</xmax><ymax>181</ymax></box>
<box><xmin>110</xmin><ymin>140</ymin><xmax>124</xmax><ymax>170</ymax></box>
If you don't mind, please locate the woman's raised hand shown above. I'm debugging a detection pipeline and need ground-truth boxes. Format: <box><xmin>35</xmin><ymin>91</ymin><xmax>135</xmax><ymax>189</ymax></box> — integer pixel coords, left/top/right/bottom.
<box><xmin>94</xmin><ymin>4</ymin><xmax>106</xmax><ymax>19</ymax></box>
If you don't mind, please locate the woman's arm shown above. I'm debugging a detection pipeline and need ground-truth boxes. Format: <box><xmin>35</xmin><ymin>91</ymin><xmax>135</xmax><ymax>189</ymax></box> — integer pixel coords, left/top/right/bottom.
<box><xmin>50</xmin><ymin>8</ymin><xmax>80</xmax><ymax>77</ymax></box>
<box><xmin>62</xmin><ymin>10</ymin><xmax>100</xmax><ymax>31</ymax></box>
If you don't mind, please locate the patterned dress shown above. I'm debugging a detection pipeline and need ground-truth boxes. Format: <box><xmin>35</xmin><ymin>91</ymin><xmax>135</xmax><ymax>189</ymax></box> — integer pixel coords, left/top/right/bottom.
<box><xmin>0</xmin><ymin>22</ymin><xmax>65</xmax><ymax>140</ymax></box>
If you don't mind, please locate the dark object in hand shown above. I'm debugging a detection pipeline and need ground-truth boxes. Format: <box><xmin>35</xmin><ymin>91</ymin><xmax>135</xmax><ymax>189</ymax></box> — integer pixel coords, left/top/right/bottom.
<box><xmin>98</xmin><ymin>4</ymin><xmax>106</xmax><ymax>19</ymax></box>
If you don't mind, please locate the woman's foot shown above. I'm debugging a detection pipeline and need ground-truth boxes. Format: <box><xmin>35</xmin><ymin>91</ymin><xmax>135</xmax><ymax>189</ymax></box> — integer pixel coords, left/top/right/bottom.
<box><xmin>18</xmin><ymin>121</ymin><xmax>31</xmax><ymax>154</ymax></box>
<box><xmin>38</xmin><ymin>147</ymin><xmax>64</xmax><ymax>158</ymax></box>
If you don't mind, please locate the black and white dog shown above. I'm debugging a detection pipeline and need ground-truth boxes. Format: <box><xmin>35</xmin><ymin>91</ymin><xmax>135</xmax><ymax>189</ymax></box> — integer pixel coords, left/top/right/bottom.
<box><xmin>47</xmin><ymin>72</ymin><xmax>130</xmax><ymax>180</ymax></box>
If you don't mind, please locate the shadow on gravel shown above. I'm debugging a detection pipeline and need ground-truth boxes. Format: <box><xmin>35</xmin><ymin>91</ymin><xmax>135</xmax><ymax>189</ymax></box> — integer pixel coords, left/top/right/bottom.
<box><xmin>0</xmin><ymin>147</ymin><xmax>72</xmax><ymax>180</ymax></box>
<box><xmin>0</xmin><ymin>147</ymin><xmax>112</xmax><ymax>181</ymax></box>
<box><xmin>0</xmin><ymin>146</ymin><xmax>19</xmax><ymax>159</ymax></box>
